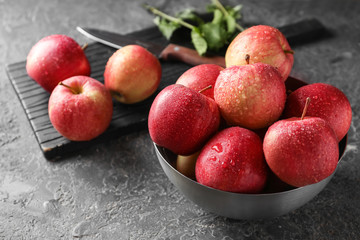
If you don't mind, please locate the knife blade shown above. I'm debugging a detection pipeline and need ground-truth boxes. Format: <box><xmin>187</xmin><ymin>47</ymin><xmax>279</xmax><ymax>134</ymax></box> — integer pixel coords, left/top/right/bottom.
<box><xmin>77</xmin><ymin>18</ymin><xmax>326</xmax><ymax>68</ymax></box>
<box><xmin>77</xmin><ymin>26</ymin><xmax>227</xmax><ymax>67</ymax></box>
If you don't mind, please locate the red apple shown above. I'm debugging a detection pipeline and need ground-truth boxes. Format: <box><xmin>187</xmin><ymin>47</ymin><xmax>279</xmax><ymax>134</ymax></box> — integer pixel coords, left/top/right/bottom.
<box><xmin>214</xmin><ymin>63</ymin><xmax>286</xmax><ymax>129</ymax></box>
<box><xmin>263</xmin><ymin>99</ymin><xmax>339</xmax><ymax>187</ymax></box>
<box><xmin>283</xmin><ymin>83</ymin><xmax>352</xmax><ymax>142</ymax></box>
<box><xmin>104</xmin><ymin>45</ymin><xmax>161</xmax><ymax>104</ymax></box>
<box><xmin>48</xmin><ymin>76</ymin><xmax>113</xmax><ymax>141</ymax></box>
<box><xmin>225</xmin><ymin>25</ymin><xmax>294</xmax><ymax>81</ymax></box>
<box><xmin>175</xmin><ymin>64</ymin><xmax>224</xmax><ymax>99</ymax></box>
<box><xmin>148</xmin><ymin>84</ymin><xmax>220</xmax><ymax>155</ymax></box>
<box><xmin>195</xmin><ymin>127</ymin><xmax>268</xmax><ymax>193</ymax></box>
<box><xmin>26</xmin><ymin>34</ymin><xmax>91</xmax><ymax>92</ymax></box>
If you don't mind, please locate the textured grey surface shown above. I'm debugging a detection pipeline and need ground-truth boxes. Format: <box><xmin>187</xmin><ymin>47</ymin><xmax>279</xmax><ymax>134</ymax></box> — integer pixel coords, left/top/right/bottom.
<box><xmin>0</xmin><ymin>0</ymin><xmax>359</xmax><ymax>239</ymax></box>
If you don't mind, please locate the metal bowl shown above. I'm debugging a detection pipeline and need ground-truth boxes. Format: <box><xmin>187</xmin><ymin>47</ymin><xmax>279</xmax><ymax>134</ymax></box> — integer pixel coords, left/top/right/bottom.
<box><xmin>153</xmin><ymin>77</ymin><xmax>348</xmax><ymax>219</ymax></box>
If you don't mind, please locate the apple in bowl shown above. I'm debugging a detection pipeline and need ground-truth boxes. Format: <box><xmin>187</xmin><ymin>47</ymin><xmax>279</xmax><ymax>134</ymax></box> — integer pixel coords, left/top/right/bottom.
<box><xmin>263</xmin><ymin>98</ymin><xmax>339</xmax><ymax>187</ymax></box>
<box><xmin>214</xmin><ymin>62</ymin><xmax>286</xmax><ymax>129</ymax></box>
<box><xmin>175</xmin><ymin>64</ymin><xmax>224</xmax><ymax>100</ymax></box>
<box><xmin>148</xmin><ymin>84</ymin><xmax>220</xmax><ymax>156</ymax></box>
<box><xmin>283</xmin><ymin>83</ymin><xmax>352</xmax><ymax>142</ymax></box>
<box><xmin>225</xmin><ymin>25</ymin><xmax>294</xmax><ymax>81</ymax></box>
<box><xmin>151</xmin><ymin>77</ymin><xmax>348</xmax><ymax>219</ymax></box>
<box><xmin>196</xmin><ymin>126</ymin><xmax>268</xmax><ymax>193</ymax></box>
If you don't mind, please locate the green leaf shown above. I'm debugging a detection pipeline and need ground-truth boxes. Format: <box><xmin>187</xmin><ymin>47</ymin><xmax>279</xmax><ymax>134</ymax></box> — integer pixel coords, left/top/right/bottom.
<box><xmin>176</xmin><ymin>8</ymin><xmax>203</xmax><ymax>24</ymax></box>
<box><xmin>206</xmin><ymin>4</ymin><xmax>217</xmax><ymax>13</ymax></box>
<box><xmin>228</xmin><ymin>4</ymin><xmax>243</xmax><ymax>19</ymax></box>
<box><xmin>146</xmin><ymin>1</ymin><xmax>244</xmax><ymax>55</ymax></box>
<box><xmin>191</xmin><ymin>28</ymin><xmax>207</xmax><ymax>55</ymax></box>
<box><xmin>153</xmin><ymin>16</ymin><xmax>181</xmax><ymax>40</ymax></box>
<box><xmin>200</xmin><ymin>22</ymin><xmax>227</xmax><ymax>51</ymax></box>
<box><xmin>225</xmin><ymin>14</ymin><xmax>236</xmax><ymax>34</ymax></box>
<box><xmin>211</xmin><ymin>9</ymin><xmax>223</xmax><ymax>25</ymax></box>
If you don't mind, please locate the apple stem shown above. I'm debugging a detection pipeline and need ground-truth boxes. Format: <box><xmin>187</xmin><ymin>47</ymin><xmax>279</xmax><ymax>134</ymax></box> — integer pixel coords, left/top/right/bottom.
<box><xmin>198</xmin><ymin>85</ymin><xmax>212</xmax><ymax>93</ymax></box>
<box><xmin>301</xmin><ymin>97</ymin><xmax>311</xmax><ymax>120</ymax></box>
<box><xmin>284</xmin><ymin>49</ymin><xmax>294</xmax><ymax>54</ymax></box>
<box><xmin>245</xmin><ymin>54</ymin><xmax>250</xmax><ymax>64</ymax></box>
<box><xmin>81</xmin><ymin>43</ymin><xmax>88</xmax><ymax>51</ymax></box>
<box><xmin>59</xmin><ymin>82</ymin><xmax>79</xmax><ymax>94</ymax></box>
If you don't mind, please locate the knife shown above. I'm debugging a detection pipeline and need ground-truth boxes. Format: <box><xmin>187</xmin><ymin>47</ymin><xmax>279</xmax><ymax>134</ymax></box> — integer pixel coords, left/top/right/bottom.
<box><xmin>77</xmin><ymin>26</ymin><xmax>227</xmax><ymax>67</ymax></box>
<box><xmin>77</xmin><ymin>18</ymin><xmax>326</xmax><ymax>68</ymax></box>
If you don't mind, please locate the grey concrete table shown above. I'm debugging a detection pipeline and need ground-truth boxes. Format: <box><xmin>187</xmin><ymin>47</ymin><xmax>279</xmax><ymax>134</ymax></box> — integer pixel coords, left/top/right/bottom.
<box><xmin>1</xmin><ymin>0</ymin><xmax>359</xmax><ymax>239</ymax></box>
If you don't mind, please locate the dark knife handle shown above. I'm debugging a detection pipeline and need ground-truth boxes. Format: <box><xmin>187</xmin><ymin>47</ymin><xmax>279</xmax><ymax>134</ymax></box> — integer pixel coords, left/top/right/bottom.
<box><xmin>160</xmin><ymin>43</ymin><xmax>226</xmax><ymax>67</ymax></box>
<box><xmin>278</xmin><ymin>18</ymin><xmax>327</xmax><ymax>45</ymax></box>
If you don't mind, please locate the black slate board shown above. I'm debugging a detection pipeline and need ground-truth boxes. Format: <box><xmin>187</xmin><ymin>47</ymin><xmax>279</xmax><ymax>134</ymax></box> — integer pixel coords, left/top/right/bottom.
<box><xmin>6</xmin><ymin>19</ymin><xmax>328</xmax><ymax>160</ymax></box>
<box><xmin>6</xmin><ymin>27</ymin><xmax>193</xmax><ymax>160</ymax></box>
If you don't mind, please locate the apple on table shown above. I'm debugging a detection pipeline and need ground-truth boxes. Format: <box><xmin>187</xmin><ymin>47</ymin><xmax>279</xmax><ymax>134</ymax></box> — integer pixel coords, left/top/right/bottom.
<box><xmin>104</xmin><ymin>45</ymin><xmax>162</xmax><ymax>104</ymax></box>
<box><xmin>48</xmin><ymin>76</ymin><xmax>113</xmax><ymax>141</ymax></box>
<box><xmin>26</xmin><ymin>34</ymin><xmax>91</xmax><ymax>93</ymax></box>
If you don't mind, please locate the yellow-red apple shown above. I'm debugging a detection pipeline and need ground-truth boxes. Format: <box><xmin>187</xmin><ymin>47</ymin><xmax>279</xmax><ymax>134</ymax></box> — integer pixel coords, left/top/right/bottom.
<box><xmin>104</xmin><ymin>45</ymin><xmax>161</xmax><ymax>104</ymax></box>
<box><xmin>214</xmin><ymin>63</ymin><xmax>286</xmax><ymax>129</ymax></box>
<box><xmin>225</xmin><ymin>25</ymin><xmax>294</xmax><ymax>81</ymax></box>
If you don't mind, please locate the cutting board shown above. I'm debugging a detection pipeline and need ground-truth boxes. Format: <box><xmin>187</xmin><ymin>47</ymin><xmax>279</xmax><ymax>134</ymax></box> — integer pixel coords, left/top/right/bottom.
<box><xmin>6</xmin><ymin>27</ymin><xmax>193</xmax><ymax>160</ymax></box>
<box><xmin>6</xmin><ymin>19</ymin><xmax>328</xmax><ymax>160</ymax></box>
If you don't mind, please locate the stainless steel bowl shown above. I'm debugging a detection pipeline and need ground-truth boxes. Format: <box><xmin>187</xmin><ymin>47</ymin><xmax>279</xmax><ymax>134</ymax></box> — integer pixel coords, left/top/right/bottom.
<box><xmin>153</xmin><ymin>77</ymin><xmax>348</xmax><ymax>219</ymax></box>
<box><xmin>155</xmin><ymin>136</ymin><xmax>346</xmax><ymax>219</ymax></box>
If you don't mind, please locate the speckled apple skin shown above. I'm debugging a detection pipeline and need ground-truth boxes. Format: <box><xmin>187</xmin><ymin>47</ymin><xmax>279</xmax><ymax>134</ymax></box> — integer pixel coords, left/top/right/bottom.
<box><xmin>148</xmin><ymin>84</ymin><xmax>220</xmax><ymax>156</ymax></box>
<box><xmin>26</xmin><ymin>35</ymin><xmax>91</xmax><ymax>93</ymax></box>
<box><xmin>225</xmin><ymin>25</ymin><xmax>293</xmax><ymax>81</ymax></box>
<box><xmin>214</xmin><ymin>63</ymin><xmax>286</xmax><ymax>129</ymax></box>
<box><xmin>195</xmin><ymin>127</ymin><xmax>268</xmax><ymax>193</ymax></box>
<box><xmin>49</xmin><ymin>76</ymin><xmax>113</xmax><ymax>141</ymax></box>
<box><xmin>104</xmin><ymin>45</ymin><xmax>161</xmax><ymax>104</ymax></box>
<box><xmin>263</xmin><ymin>117</ymin><xmax>339</xmax><ymax>187</ymax></box>
<box><xmin>283</xmin><ymin>83</ymin><xmax>352</xmax><ymax>142</ymax></box>
<box><xmin>176</xmin><ymin>64</ymin><xmax>224</xmax><ymax>99</ymax></box>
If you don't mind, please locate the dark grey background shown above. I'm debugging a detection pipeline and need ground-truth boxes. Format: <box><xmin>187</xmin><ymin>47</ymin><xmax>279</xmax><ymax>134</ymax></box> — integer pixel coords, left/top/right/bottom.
<box><xmin>1</xmin><ymin>0</ymin><xmax>359</xmax><ymax>239</ymax></box>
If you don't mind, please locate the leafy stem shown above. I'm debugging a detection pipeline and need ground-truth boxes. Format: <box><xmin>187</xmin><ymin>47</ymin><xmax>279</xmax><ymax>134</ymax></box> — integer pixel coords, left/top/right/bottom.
<box><xmin>211</xmin><ymin>0</ymin><xmax>244</xmax><ymax>31</ymax></box>
<box><xmin>143</xmin><ymin>4</ymin><xmax>195</xmax><ymax>30</ymax></box>
<box><xmin>144</xmin><ymin>0</ymin><xmax>244</xmax><ymax>55</ymax></box>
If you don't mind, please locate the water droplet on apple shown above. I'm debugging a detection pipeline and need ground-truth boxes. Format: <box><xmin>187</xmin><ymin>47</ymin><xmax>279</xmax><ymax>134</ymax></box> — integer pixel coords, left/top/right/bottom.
<box><xmin>209</xmin><ymin>156</ymin><xmax>217</xmax><ymax>161</ymax></box>
<box><xmin>331</xmin><ymin>95</ymin><xmax>338</xmax><ymax>101</ymax></box>
<box><xmin>211</xmin><ymin>143</ymin><xmax>223</xmax><ymax>153</ymax></box>
<box><xmin>194</xmin><ymin>103</ymin><xmax>202</xmax><ymax>111</ymax></box>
